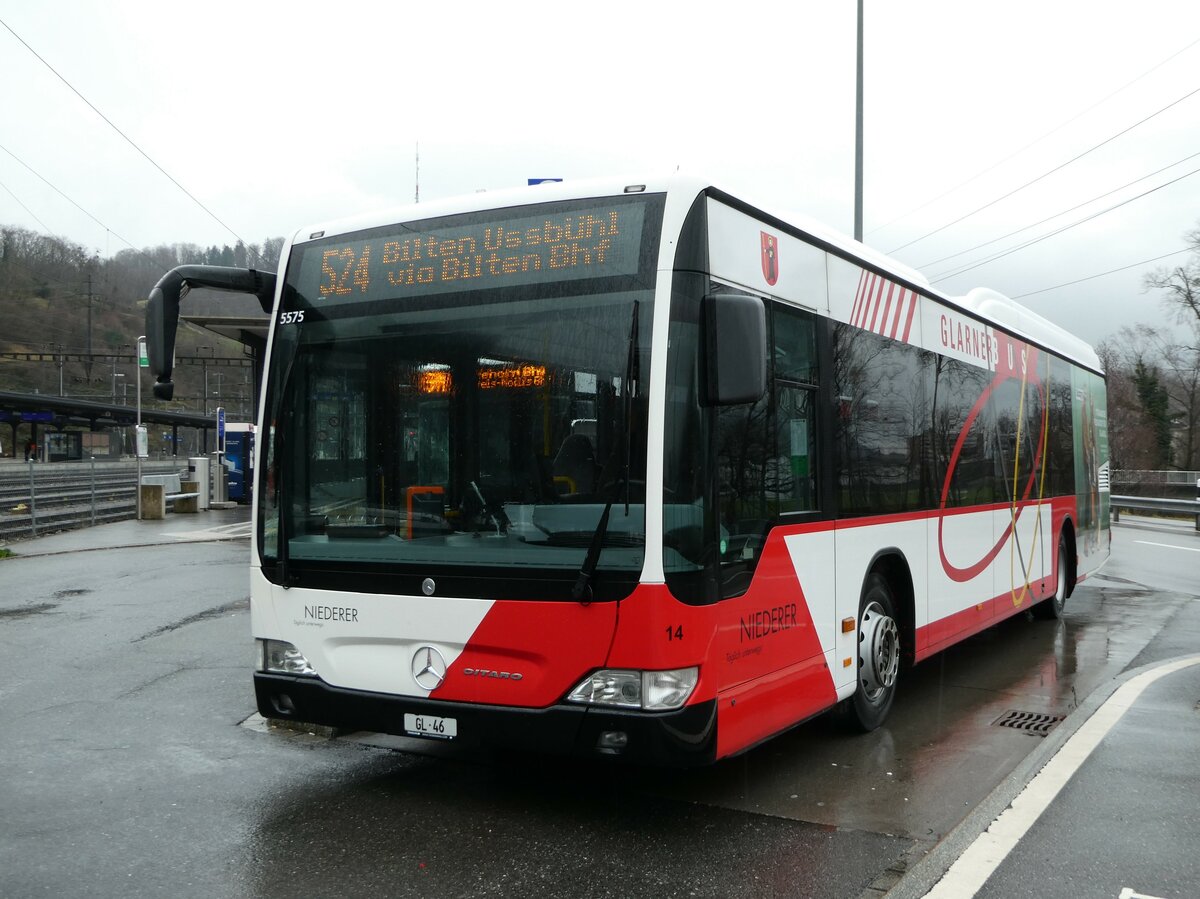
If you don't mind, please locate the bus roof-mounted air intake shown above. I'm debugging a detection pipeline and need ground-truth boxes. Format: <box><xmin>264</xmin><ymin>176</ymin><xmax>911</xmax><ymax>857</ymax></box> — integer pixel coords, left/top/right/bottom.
<box><xmin>145</xmin><ymin>265</ymin><xmax>277</xmax><ymax>401</ymax></box>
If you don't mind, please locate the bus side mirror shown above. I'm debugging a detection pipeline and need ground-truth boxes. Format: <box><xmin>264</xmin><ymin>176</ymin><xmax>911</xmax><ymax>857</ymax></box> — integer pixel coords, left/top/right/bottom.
<box><xmin>145</xmin><ymin>283</ymin><xmax>179</xmax><ymax>401</ymax></box>
<box><xmin>702</xmin><ymin>292</ymin><xmax>767</xmax><ymax>406</ymax></box>
<box><xmin>144</xmin><ymin>265</ymin><xmax>277</xmax><ymax>403</ymax></box>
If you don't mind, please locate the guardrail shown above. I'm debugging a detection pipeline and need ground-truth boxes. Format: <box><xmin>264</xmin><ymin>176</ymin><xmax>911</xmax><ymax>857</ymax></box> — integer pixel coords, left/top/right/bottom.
<box><xmin>0</xmin><ymin>459</ymin><xmax>184</xmax><ymax>542</ymax></box>
<box><xmin>1110</xmin><ymin>494</ymin><xmax>1200</xmax><ymax>531</ymax></box>
<box><xmin>1112</xmin><ymin>470</ymin><xmax>1200</xmax><ymax>488</ymax></box>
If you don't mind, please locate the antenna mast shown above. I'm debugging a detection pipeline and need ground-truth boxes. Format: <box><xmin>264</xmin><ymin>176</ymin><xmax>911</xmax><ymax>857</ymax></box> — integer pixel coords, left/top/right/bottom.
<box><xmin>414</xmin><ymin>141</ymin><xmax>420</xmax><ymax>204</ymax></box>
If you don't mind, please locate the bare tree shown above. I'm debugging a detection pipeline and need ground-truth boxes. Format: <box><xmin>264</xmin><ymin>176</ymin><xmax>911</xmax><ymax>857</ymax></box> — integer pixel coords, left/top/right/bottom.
<box><xmin>1103</xmin><ymin>323</ymin><xmax>1200</xmax><ymax>470</ymax></box>
<box><xmin>1142</xmin><ymin>224</ymin><xmax>1200</xmax><ymax>467</ymax></box>
<box><xmin>1144</xmin><ymin>265</ymin><xmax>1199</xmax><ymax>341</ymax></box>
<box><xmin>1097</xmin><ymin>340</ymin><xmax>1159</xmax><ymax>470</ymax></box>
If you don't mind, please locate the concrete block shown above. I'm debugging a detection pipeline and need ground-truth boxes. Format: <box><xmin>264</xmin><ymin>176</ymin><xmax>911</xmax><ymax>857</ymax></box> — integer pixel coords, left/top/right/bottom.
<box><xmin>141</xmin><ymin>484</ymin><xmax>166</xmax><ymax>520</ymax></box>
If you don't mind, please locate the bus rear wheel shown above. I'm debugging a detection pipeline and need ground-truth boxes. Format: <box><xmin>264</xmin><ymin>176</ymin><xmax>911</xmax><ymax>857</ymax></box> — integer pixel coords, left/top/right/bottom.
<box><xmin>1033</xmin><ymin>535</ymin><xmax>1070</xmax><ymax>620</ymax></box>
<box><xmin>846</xmin><ymin>572</ymin><xmax>900</xmax><ymax>732</ymax></box>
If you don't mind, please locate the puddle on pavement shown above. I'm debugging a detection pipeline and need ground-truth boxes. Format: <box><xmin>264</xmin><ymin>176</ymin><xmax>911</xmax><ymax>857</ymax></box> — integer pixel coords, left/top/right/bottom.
<box><xmin>633</xmin><ymin>579</ymin><xmax>1190</xmax><ymax>842</ymax></box>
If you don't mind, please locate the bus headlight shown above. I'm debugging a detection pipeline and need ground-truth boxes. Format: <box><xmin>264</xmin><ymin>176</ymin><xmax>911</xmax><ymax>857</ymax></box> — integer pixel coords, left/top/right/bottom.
<box><xmin>642</xmin><ymin>668</ymin><xmax>700</xmax><ymax>710</ymax></box>
<box><xmin>567</xmin><ymin>667</ymin><xmax>698</xmax><ymax>711</ymax></box>
<box><xmin>257</xmin><ymin>639</ymin><xmax>316</xmax><ymax>676</ymax></box>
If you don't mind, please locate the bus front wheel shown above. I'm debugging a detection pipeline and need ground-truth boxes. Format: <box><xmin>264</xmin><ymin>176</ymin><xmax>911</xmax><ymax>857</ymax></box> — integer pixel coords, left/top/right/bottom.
<box><xmin>845</xmin><ymin>572</ymin><xmax>900</xmax><ymax>732</ymax></box>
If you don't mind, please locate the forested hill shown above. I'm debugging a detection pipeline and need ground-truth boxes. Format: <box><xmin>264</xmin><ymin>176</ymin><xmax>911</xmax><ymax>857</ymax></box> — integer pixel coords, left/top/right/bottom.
<box><xmin>0</xmin><ymin>225</ymin><xmax>282</xmax><ymax>405</ymax></box>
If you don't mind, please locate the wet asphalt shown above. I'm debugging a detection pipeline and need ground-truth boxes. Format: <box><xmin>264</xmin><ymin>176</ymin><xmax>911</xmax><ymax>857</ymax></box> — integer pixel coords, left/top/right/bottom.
<box><xmin>0</xmin><ymin>509</ymin><xmax>1196</xmax><ymax>898</ymax></box>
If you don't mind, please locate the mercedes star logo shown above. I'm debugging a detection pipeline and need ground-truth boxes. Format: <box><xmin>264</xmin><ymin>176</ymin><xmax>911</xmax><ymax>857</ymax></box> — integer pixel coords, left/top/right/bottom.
<box><xmin>411</xmin><ymin>646</ymin><xmax>447</xmax><ymax>691</ymax></box>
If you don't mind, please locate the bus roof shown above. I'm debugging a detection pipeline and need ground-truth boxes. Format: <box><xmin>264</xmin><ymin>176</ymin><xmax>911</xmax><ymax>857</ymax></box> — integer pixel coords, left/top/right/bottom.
<box><xmin>289</xmin><ymin>173</ymin><xmax>1103</xmax><ymax>375</ymax></box>
<box><xmin>953</xmin><ymin>287</ymin><xmax>1102</xmax><ymax>374</ymax></box>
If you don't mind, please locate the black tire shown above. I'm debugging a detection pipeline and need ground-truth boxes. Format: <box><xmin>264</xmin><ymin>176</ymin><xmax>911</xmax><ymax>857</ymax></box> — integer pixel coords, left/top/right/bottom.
<box><xmin>845</xmin><ymin>572</ymin><xmax>901</xmax><ymax>732</ymax></box>
<box><xmin>1033</xmin><ymin>534</ymin><xmax>1069</xmax><ymax>620</ymax></box>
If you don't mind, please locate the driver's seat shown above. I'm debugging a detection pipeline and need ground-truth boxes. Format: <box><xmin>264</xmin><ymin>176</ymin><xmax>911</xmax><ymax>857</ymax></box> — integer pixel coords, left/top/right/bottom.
<box><xmin>552</xmin><ymin>434</ymin><xmax>597</xmax><ymax>496</ymax></box>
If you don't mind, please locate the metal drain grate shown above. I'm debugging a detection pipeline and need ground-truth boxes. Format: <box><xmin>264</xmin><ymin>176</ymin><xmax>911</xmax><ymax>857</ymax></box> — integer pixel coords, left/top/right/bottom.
<box><xmin>992</xmin><ymin>710</ymin><xmax>1065</xmax><ymax>737</ymax></box>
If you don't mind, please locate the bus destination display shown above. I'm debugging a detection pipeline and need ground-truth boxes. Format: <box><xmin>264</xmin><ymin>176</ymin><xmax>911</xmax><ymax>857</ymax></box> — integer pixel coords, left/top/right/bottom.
<box><xmin>296</xmin><ymin>201</ymin><xmax>647</xmax><ymax>306</ymax></box>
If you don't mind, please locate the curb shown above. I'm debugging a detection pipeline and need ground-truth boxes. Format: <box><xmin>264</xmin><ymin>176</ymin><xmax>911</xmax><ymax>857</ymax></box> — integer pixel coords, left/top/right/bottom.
<box><xmin>883</xmin><ymin>652</ymin><xmax>1200</xmax><ymax>898</ymax></box>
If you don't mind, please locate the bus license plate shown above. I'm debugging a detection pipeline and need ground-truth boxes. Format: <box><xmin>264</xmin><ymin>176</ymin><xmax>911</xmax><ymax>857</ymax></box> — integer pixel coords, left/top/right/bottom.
<box><xmin>404</xmin><ymin>713</ymin><xmax>457</xmax><ymax>740</ymax></box>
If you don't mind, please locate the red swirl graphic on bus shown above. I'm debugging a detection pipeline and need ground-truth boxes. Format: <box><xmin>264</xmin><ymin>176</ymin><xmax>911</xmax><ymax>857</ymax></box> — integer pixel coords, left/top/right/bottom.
<box><xmin>937</xmin><ymin>340</ymin><xmax>1049</xmax><ymax>584</ymax></box>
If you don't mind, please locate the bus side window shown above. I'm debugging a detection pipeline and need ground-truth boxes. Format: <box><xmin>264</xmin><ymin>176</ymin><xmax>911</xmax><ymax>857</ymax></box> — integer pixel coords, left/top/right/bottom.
<box><xmin>772</xmin><ymin>305</ymin><xmax>819</xmax><ymax>514</ymax></box>
<box><xmin>929</xmin><ymin>356</ymin><xmax>994</xmax><ymax>509</ymax></box>
<box><xmin>713</xmin><ymin>304</ymin><xmax>822</xmax><ymax>582</ymax></box>
<box><xmin>774</xmin><ymin>384</ymin><xmax>816</xmax><ymax>513</ymax></box>
<box><xmin>835</xmin><ymin>325</ymin><xmax>935</xmax><ymax>515</ymax></box>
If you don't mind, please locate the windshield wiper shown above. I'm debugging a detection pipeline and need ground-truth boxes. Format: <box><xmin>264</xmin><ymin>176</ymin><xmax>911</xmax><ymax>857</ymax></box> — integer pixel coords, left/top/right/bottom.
<box><xmin>571</xmin><ymin>503</ymin><xmax>612</xmax><ymax>603</ymax></box>
<box><xmin>571</xmin><ymin>301</ymin><xmax>639</xmax><ymax>603</ymax></box>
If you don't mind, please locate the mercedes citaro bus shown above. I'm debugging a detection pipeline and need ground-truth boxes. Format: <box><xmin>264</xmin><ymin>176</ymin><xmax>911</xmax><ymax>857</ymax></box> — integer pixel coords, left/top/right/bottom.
<box><xmin>145</xmin><ymin>174</ymin><xmax>1109</xmax><ymax>766</ymax></box>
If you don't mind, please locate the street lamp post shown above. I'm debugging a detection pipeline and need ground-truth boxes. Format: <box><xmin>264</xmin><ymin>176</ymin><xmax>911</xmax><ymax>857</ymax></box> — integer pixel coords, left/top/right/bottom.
<box><xmin>854</xmin><ymin>0</ymin><xmax>864</xmax><ymax>242</ymax></box>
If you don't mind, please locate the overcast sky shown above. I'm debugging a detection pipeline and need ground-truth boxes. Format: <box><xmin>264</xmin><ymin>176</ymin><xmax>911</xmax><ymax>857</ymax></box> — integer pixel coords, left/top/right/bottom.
<box><xmin>2</xmin><ymin>1</ymin><xmax>1198</xmax><ymax>348</ymax></box>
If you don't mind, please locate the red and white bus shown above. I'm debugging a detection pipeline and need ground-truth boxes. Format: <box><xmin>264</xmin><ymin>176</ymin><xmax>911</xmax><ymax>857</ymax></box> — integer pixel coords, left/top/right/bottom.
<box><xmin>146</xmin><ymin>174</ymin><xmax>1110</xmax><ymax>765</ymax></box>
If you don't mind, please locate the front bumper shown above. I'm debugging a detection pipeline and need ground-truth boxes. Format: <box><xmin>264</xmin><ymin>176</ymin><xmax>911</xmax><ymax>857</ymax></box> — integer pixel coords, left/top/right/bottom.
<box><xmin>255</xmin><ymin>673</ymin><xmax>717</xmax><ymax>766</ymax></box>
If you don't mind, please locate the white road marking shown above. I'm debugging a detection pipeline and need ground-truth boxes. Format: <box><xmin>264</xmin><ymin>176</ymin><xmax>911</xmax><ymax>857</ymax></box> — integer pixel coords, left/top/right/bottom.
<box><xmin>166</xmin><ymin>521</ymin><xmax>253</xmax><ymax>541</ymax></box>
<box><xmin>923</xmin><ymin>655</ymin><xmax>1200</xmax><ymax>899</ymax></box>
<box><xmin>1119</xmin><ymin>888</ymin><xmax>1167</xmax><ymax>899</ymax></box>
<box><xmin>1134</xmin><ymin>540</ymin><xmax>1200</xmax><ymax>554</ymax></box>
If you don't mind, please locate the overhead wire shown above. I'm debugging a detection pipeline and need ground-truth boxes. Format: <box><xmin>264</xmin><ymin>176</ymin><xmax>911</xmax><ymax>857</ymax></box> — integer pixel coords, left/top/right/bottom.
<box><xmin>927</xmin><ymin>163</ymin><xmax>1200</xmax><ymax>283</ymax></box>
<box><xmin>1</xmin><ymin>143</ymin><xmax>266</xmax><ymax>274</ymax></box>
<box><xmin>0</xmin><ymin>15</ymin><xmax>259</xmax><ymax>263</ymax></box>
<box><xmin>0</xmin><ymin>141</ymin><xmax>146</xmax><ymax>260</ymax></box>
<box><xmin>1012</xmin><ymin>248</ymin><xmax>1192</xmax><ymax>300</ymax></box>
<box><xmin>0</xmin><ymin>176</ymin><xmax>54</xmax><ymax>233</ymax></box>
<box><xmin>887</xmin><ymin>83</ymin><xmax>1200</xmax><ymax>255</ymax></box>
<box><xmin>868</xmin><ymin>36</ymin><xmax>1200</xmax><ymax>237</ymax></box>
<box><xmin>919</xmin><ymin>149</ymin><xmax>1200</xmax><ymax>270</ymax></box>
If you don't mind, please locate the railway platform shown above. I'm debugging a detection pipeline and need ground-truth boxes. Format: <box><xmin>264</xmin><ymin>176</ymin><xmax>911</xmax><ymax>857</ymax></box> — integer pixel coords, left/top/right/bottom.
<box><xmin>0</xmin><ymin>500</ymin><xmax>251</xmax><ymax>556</ymax></box>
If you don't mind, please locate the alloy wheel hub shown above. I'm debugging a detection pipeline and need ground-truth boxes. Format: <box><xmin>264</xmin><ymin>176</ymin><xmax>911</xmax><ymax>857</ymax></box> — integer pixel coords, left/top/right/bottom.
<box><xmin>859</xmin><ymin>603</ymin><xmax>899</xmax><ymax>697</ymax></box>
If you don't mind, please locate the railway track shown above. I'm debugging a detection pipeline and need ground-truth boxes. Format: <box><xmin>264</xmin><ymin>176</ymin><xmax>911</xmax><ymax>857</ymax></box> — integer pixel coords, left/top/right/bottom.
<box><xmin>0</xmin><ymin>460</ymin><xmax>185</xmax><ymax>543</ymax></box>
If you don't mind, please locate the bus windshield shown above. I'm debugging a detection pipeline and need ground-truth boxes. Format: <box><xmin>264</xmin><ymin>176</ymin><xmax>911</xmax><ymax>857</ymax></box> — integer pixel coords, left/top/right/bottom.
<box><xmin>257</xmin><ymin>195</ymin><xmax>663</xmax><ymax>601</ymax></box>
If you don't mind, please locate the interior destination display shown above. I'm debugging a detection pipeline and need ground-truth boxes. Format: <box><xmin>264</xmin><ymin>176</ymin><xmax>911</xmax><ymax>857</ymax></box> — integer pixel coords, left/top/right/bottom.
<box><xmin>295</xmin><ymin>201</ymin><xmax>648</xmax><ymax>306</ymax></box>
